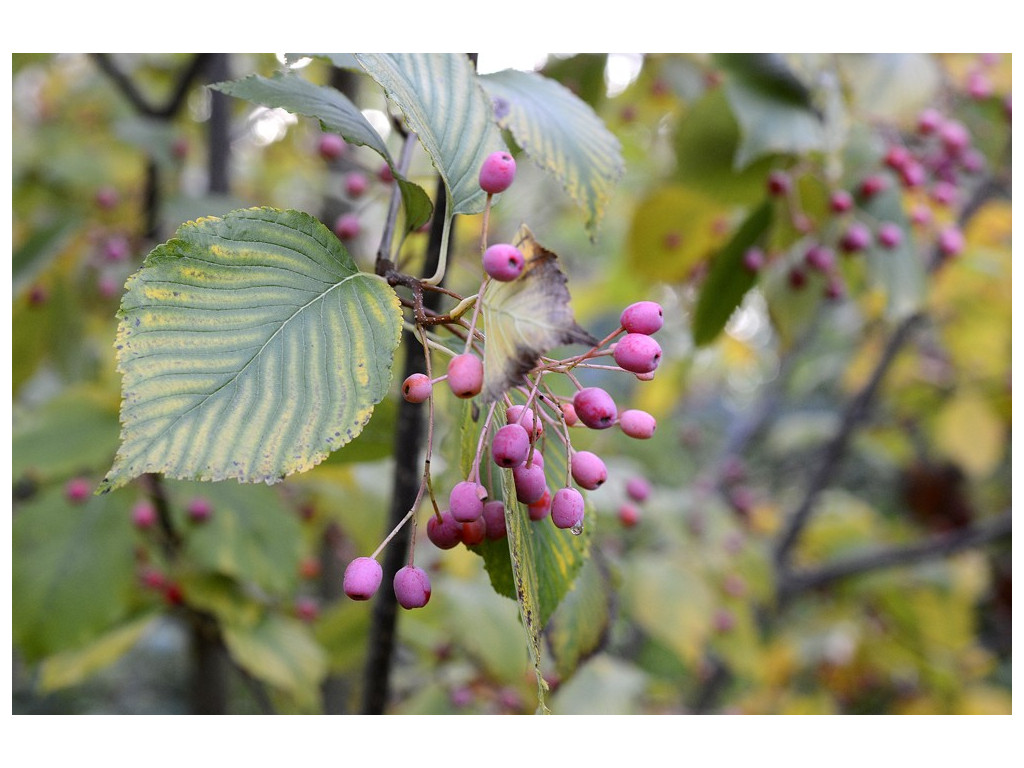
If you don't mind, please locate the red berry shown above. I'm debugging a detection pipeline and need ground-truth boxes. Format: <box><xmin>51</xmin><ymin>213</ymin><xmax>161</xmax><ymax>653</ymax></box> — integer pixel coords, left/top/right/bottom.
<box><xmin>742</xmin><ymin>248</ymin><xmax>765</xmax><ymax>272</ymax></box>
<box><xmin>318</xmin><ymin>133</ymin><xmax>347</xmax><ymax>160</ymax></box>
<box><xmin>427</xmin><ymin>510</ymin><xmax>463</xmax><ymax>550</ymax></box>
<box><xmin>619</xmin><ymin>301</ymin><xmax>664</xmax><ymax>335</ymax></box>
<box><xmin>333</xmin><ymin>213</ymin><xmax>360</xmax><ymax>241</ymax></box>
<box><xmin>402</xmin><ymin>373</ymin><xmax>432</xmax><ymax>403</ymax></box>
<box><xmin>788</xmin><ymin>267</ymin><xmax>807</xmax><ymax>290</ymax></box>
<box><xmin>571</xmin><ymin>451</ymin><xmax>607</xmax><ymax>491</ymax></box>
<box><xmin>449</xmin><ymin>480</ymin><xmax>486</xmax><ymax>522</ymax></box>
<box><xmin>447</xmin><ymin>353</ymin><xmax>483</xmax><ymax>399</ymax></box>
<box><xmin>345</xmin><ymin>171</ymin><xmax>368</xmax><ymax>198</ymax></box>
<box><xmin>938</xmin><ymin>226</ymin><xmax>965</xmax><ymax>257</ymax></box>
<box><xmin>506</xmin><ymin>405</ymin><xmax>543</xmax><ymax>441</ymax></box>
<box><xmin>804</xmin><ymin>245</ymin><xmax>835</xmax><ymax>272</ymax></box>
<box><xmin>527</xmin><ymin>489</ymin><xmax>552</xmax><ymax>521</ymax></box>
<box><xmin>378</xmin><ymin>163</ymin><xmax>395</xmax><ymax>183</ymax></box>
<box><xmin>766</xmin><ymin>170</ymin><xmax>791</xmax><ymax>196</ymax></box>
<box><xmin>343</xmin><ymin>557</ymin><xmax>383</xmax><ymax>601</ymax></box>
<box><xmin>65</xmin><ymin>477</ymin><xmax>91</xmax><ymax>504</ymax></box>
<box><xmin>551</xmin><ymin>487</ymin><xmax>585</xmax><ymax>530</ymax></box>
<box><xmin>824</xmin><ymin>276</ymin><xmax>845</xmax><ymax>301</ymax></box>
<box><xmin>394</xmin><ymin>566</ymin><xmax>431</xmax><ymax>609</ymax></box>
<box><xmin>573</xmin><ymin>387</ymin><xmax>617</xmax><ymax>430</ymax></box>
<box><xmin>877</xmin><ymin>223</ymin><xmax>903</xmax><ymax>249</ymax></box>
<box><xmin>625</xmin><ymin>476</ymin><xmax>651</xmax><ymax>503</ymax></box>
<box><xmin>481</xmin><ymin>501</ymin><xmax>507</xmax><ymax>540</ymax></box>
<box><xmin>482</xmin><ymin>243</ymin><xmax>525</xmax><ymax>282</ymax></box>
<box><xmin>492</xmin><ymin>423</ymin><xmax>531</xmax><ymax>468</ymax></box>
<box><xmin>613</xmin><ymin>333</ymin><xmax>662</xmax><ymax>375</ymax></box>
<box><xmin>460</xmin><ymin>517</ymin><xmax>487</xmax><ymax>546</ymax></box>
<box><xmin>299</xmin><ymin>557</ymin><xmax>321</xmax><ymax>580</ymax></box>
<box><xmin>131</xmin><ymin>501</ymin><xmax>157</xmax><ymax>529</ymax></box>
<box><xmin>512</xmin><ymin>463</ymin><xmax>547</xmax><ymax>505</ymax></box>
<box><xmin>619</xmin><ymin>409</ymin><xmax>657</xmax><ymax>439</ymax></box>
<box><xmin>828</xmin><ymin>189</ymin><xmax>854</xmax><ymax>213</ymax></box>
<box><xmin>478</xmin><ymin>151</ymin><xmax>516</xmax><ymax>194</ymax></box>
<box><xmin>187</xmin><ymin>497</ymin><xmax>212</xmax><ymax>523</ymax></box>
<box><xmin>618</xmin><ymin>502</ymin><xmax>640</xmax><ymax>528</ymax></box>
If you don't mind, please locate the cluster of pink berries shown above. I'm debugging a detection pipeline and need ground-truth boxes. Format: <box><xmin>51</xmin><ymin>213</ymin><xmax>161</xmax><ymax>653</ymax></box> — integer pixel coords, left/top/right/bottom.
<box><xmin>317</xmin><ymin>132</ymin><xmax>401</xmax><ymax>243</ymax></box>
<box><xmin>342</xmin><ymin>150</ymin><xmax>665</xmax><ymax>610</ymax></box>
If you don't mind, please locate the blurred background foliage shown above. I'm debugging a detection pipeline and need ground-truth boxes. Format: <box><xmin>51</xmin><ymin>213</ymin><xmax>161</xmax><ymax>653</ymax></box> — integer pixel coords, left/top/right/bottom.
<box><xmin>11</xmin><ymin>52</ymin><xmax>1012</xmax><ymax>714</ymax></box>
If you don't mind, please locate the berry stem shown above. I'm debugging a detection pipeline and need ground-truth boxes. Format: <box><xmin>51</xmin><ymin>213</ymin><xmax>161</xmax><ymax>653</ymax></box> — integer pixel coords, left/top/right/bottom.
<box><xmin>470</xmin><ymin>400</ymin><xmax>499</xmax><ymax>484</ymax></box>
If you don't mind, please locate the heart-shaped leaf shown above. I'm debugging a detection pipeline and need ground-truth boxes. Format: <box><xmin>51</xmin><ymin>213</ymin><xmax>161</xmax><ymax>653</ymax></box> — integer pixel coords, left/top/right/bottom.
<box><xmin>480</xmin><ymin>226</ymin><xmax>597</xmax><ymax>402</ymax></box>
<box><xmin>100</xmin><ymin>207</ymin><xmax>402</xmax><ymax>493</ymax></box>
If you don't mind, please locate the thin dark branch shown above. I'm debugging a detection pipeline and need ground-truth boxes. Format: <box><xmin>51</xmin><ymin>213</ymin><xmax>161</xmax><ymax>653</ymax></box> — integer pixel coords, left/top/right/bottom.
<box><xmin>89</xmin><ymin>53</ymin><xmax>213</xmax><ymax>118</ymax></box>
<box><xmin>773</xmin><ymin>311</ymin><xmax>926</xmax><ymax>569</ymax></box>
<box><xmin>778</xmin><ymin>511</ymin><xmax>1011</xmax><ymax>601</ymax></box>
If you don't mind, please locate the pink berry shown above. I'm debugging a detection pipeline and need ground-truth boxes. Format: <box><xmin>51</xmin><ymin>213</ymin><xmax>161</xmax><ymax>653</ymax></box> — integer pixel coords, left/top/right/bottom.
<box><xmin>65</xmin><ymin>477</ymin><xmax>91</xmax><ymax>504</ymax></box>
<box><xmin>482</xmin><ymin>243</ymin><xmax>525</xmax><ymax>282</ymax></box>
<box><xmin>295</xmin><ymin>596</ymin><xmax>319</xmax><ymax>623</ymax></box>
<box><xmin>172</xmin><ymin>136</ymin><xmax>189</xmax><ymax>160</ymax></box>
<box><xmin>560</xmin><ymin>402</ymin><xmax>579</xmax><ymax>427</ymax></box>
<box><xmin>829</xmin><ymin>189</ymin><xmax>853</xmax><ymax>213</ymax></box>
<box><xmin>839</xmin><ymin>222</ymin><xmax>872</xmax><ymax>254</ymax></box>
<box><xmin>618</xmin><ymin>502</ymin><xmax>640</xmax><ymax>528</ymax></box>
<box><xmin>883</xmin><ymin>145</ymin><xmax>911</xmax><ymax>171</ymax></box>
<box><xmin>28</xmin><ymin>284</ymin><xmax>49</xmax><ymax>306</ymax></box>
<box><xmin>478</xmin><ymin>151</ymin><xmax>516</xmax><ymax>194</ymax></box>
<box><xmin>930</xmin><ymin>181</ymin><xmax>958</xmax><ymax>206</ymax></box>
<box><xmin>619</xmin><ymin>301</ymin><xmax>664</xmax><ymax>335</ymax></box>
<box><xmin>916</xmin><ymin>108</ymin><xmax>943</xmax><ymax>135</ymax></box>
<box><xmin>573</xmin><ymin>387</ymin><xmax>617</xmax><ymax>430</ymax></box>
<box><xmin>187</xmin><ymin>497</ymin><xmax>212</xmax><ymax>522</ymax></box>
<box><xmin>960</xmin><ymin>149</ymin><xmax>985</xmax><ymax>174</ymax></box>
<box><xmin>95</xmin><ymin>186</ymin><xmax>119</xmax><ymax>210</ymax></box>
<box><xmin>378</xmin><ymin>163</ymin><xmax>395</xmax><ymax>183</ymax></box>
<box><xmin>938</xmin><ymin>226</ymin><xmax>965</xmax><ymax>257</ymax></box>
<box><xmin>967</xmin><ymin>70</ymin><xmax>992</xmax><ymax>100</ymax></box>
<box><xmin>788</xmin><ymin>267</ymin><xmax>807</xmax><ymax>290</ymax></box>
<box><xmin>447</xmin><ymin>353</ymin><xmax>483</xmax><ymax>399</ymax></box>
<box><xmin>394</xmin><ymin>565</ymin><xmax>431</xmax><ymax>609</ymax></box>
<box><xmin>333</xmin><ymin>213</ymin><xmax>360</xmax><ymax>241</ymax></box>
<box><xmin>512</xmin><ymin>462</ymin><xmax>548</xmax><ymax>505</ymax></box>
<box><xmin>713</xmin><ymin>608</ymin><xmax>736</xmax><ymax>633</ymax></box>
<box><xmin>131</xmin><ymin>501</ymin><xmax>157</xmax><ymax>529</ymax></box>
<box><xmin>345</xmin><ymin>171</ymin><xmax>368</xmax><ymax>198</ymax></box>
<box><xmin>103</xmin><ymin>235</ymin><xmax>131</xmax><ymax>263</ymax></box>
<box><xmin>402</xmin><ymin>373</ymin><xmax>432</xmax><ymax>403</ymax></box>
<box><xmin>551</xmin><ymin>487</ymin><xmax>585</xmax><ymax>530</ymax></box>
<box><xmin>506</xmin><ymin>405</ymin><xmax>543</xmax><ymax>441</ymax></box>
<box><xmin>613</xmin><ymin>333</ymin><xmax>662</xmax><ymax>375</ymax></box>
<box><xmin>766</xmin><ymin>170</ymin><xmax>791</xmax><ymax>196</ymax></box>
<box><xmin>528</xmin><ymin>489</ymin><xmax>552</xmax><ymax>521</ymax></box>
<box><xmin>742</xmin><ymin>248</ymin><xmax>765</xmax><ymax>272</ymax></box>
<box><xmin>858</xmin><ymin>174</ymin><xmax>888</xmax><ymax>199</ymax></box>
<box><xmin>461</xmin><ymin>517</ymin><xmax>487</xmax><ymax>546</ymax></box>
<box><xmin>318</xmin><ymin>133</ymin><xmax>347</xmax><ymax>160</ymax></box>
<box><xmin>939</xmin><ymin>120</ymin><xmax>971</xmax><ymax>155</ymax></box>
<box><xmin>877</xmin><ymin>223</ymin><xmax>903</xmax><ymax>249</ymax></box>
<box><xmin>427</xmin><ymin>510</ymin><xmax>463</xmax><ymax>550</ymax></box>
<box><xmin>899</xmin><ymin>161</ymin><xmax>926</xmax><ymax>188</ymax></box>
<box><xmin>343</xmin><ymin>557</ymin><xmax>383</xmax><ymax>601</ymax></box>
<box><xmin>481</xmin><ymin>500</ymin><xmax>507</xmax><ymax>540</ymax></box>
<box><xmin>492</xmin><ymin>423</ymin><xmax>531</xmax><ymax>468</ymax></box>
<box><xmin>625</xmin><ymin>476</ymin><xmax>651</xmax><ymax>503</ymax></box>
<box><xmin>824</xmin><ymin>276</ymin><xmax>845</xmax><ymax>301</ymax></box>
<box><xmin>449</xmin><ymin>480</ymin><xmax>486</xmax><ymax>522</ymax></box>
<box><xmin>571</xmin><ymin>451</ymin><xmax>607</xmax><ymax>491</ymax></box>
<box><xmin>619</xmin><ymin>409</ymin><xmax>657</xmax><ymax>439</ymax></box>
<box><xmin>804</xmin><ymin>245</ymin><xmax>834</xmax><ymax>272</ymax></box>
<box><xmin>910</xmin><ymin>204</ymin><xmax>932</xmax><ymax>226</ymax></box>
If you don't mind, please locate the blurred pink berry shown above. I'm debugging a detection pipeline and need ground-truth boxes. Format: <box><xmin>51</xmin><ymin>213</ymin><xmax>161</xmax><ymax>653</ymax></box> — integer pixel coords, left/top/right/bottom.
<box><xmin>318</xmin><ymin>133</ymin><xmax>347</xmax><ymax>160</ymax></box>
<box><xmin>625</xmin><ymin>476</ymin><xmax>651</xmax><ymax>503</ymax></box>
<box><xmin>930</xmin><ymin>180</ymin><xmax>958</xmax><ymax>206</ymax></box>
<box><xmin>766</xmin><ymin>170</ymin><xmax>791</xmax><ymax>196</ymax></box>
<box><xmin>618</xmin><ymin>503</ymin><xmax>640</xmax><ymax>528</ymax></box>
<box><xmin>131</xmin><ymin>501</ymin><xmax>157</xmax><ymax>529</ymax></box>
<box><xmin>877</xmin><ymin>223</ymin><xmax>903</xmax><ymax>249</ymax></box>
<box><xmin>916</xmin><ymin>108</ymin><xmax>943</xmax><ymax>135</ymax></box>
<box><xmin>828</xmin><ymin>190</ymin><xmax>853</xmax><ymax>213</ymax></box>
<box><xmin>333</xmin><ymin>213</ymin><xmax>360</xmax><ymax>241</ymax></box>
<box><xmin>95</xmin><ymin>186</ymin><xmax>119</xmax><ymax>210</ymax></box>
<box><xmin>742</xmin><ymin>247</ymin><xmax>765</xmax><ymax>272</ymax></box>
<box><xmin>938</xmin><ymin>226</ymin><xmax>965</xmax><ymax>257</ymax></box>
<box><xmin>187</xmin><ymin>497</ymin><xmax>213</xmax><ymax>522</ymax></box>
<box><xmin>858</xmin><ymin>174</ymin><xmax>888</xmax><ymax>199</ymax></box>
<box><xmin>804</xmin><ymin>245</ymin><xmax>835</xmax><ymax>272</ymax></box>
<box><xmin>378</xmin><ymin>163</ymin><xmax>395</xmax><ymax>183</ymax></box>
<box><xmin>295</xmin><ymin>597</ymin><xmax>319</xmax><ymax>623</ymax></box>
<box><xmin>345</xmin><ymin>171</ymin><xmax>368</xmax><ymax>198</ymax></box>
<box><xmin>967</xmin><ymin>70</ymin><xmax>993</xmax><ymax>100</ymax></box>
<box><xmin>65</xmin><ymin>477</ymin><xmax>91</xmax><ymax>504</ymax></box>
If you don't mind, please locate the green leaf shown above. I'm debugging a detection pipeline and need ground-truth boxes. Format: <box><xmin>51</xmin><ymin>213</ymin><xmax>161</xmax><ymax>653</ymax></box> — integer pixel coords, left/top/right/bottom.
<box><xmin>13</xmin><ymin>217</ymin><xmax>79</xmax><ymax>296</ymax></box>
<box><xmin>480</xmin><ymin>68</ymin><xmax>624</xmax><ymax>237</ymax></box>
<box><xmin>480</xmin><ymin>226</ymin><xmax>597</xmax><ymax>402</ymax></box>
<box><xmin>167</xmin><ymin>480</ymin><xmax>304</xmax><ymax>596</ymax></box>
<box><xmin>692</xmin><ymin>201</ymin><xmax>773</xmax><ymax>346</ymax></box>
<box><xmin>212</xmin><ymin>73</ymin><xmax>431</xmax><ymax>233</ymax></box>
<box><xmin>545</xmin><ymin>551</ymin><xmax>614</xmax><ymax>680</ymax></box>
<box><xmin>100</xmin><ymin>208</ymin><xmax>403</xmax><ymax>493</ymax></box>
<box><xmin>13</xmin><ymin>386</ymin><xmax>121</xmax><ymax>482</ymax></box>
<box><xmin>857</xmin><ymin>186</ymin><xmax>925</xmax><ymax>319</ymax></box>
<box><xmin>222</xmin><ymin>613</ymin><xmax>328</xmax><ymax>711</ymax></box>
<box><xmin>176</xmin><ymin>572</ymin><xmax>265</xmax><ymax>628</ymax></box>
<box><xmin>838</xmin><ymin>54</ymin><xmax>942</xmax><ymax>126</ymax></box>
<box><xmin>673</xmin><ymin>88</ymin><xmax>776</xmax><ymax>206</ymax></box>
<box><xmin>355</xmin><ymin>53</ymin><xmax>506</xmax><ymax>217</ymax></box>
<box><xmin>38</xmin><ymin>613</ymin><xmax>160</xmax><ymax>693</ymax></box>
<box><xmin>718</xmin><ymin>55</ymin><xmax>826</xmax><ymax>168</ymax></box>
<box><xmin>13</xmin><ymin>485</ymin><xmax>137</xmax><ymax>661</ymax></box>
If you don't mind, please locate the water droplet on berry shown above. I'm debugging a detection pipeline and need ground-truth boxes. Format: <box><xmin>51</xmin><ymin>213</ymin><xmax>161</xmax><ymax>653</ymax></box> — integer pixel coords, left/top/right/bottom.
<box><xmin>570</xmin><ymin>522</ymin><xmax>584</xmax><ymax>536</ymax></box>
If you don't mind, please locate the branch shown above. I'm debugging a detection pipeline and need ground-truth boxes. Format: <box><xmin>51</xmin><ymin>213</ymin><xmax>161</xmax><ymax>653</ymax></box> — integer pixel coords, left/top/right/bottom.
<box><xmin>773</xmin><ymin>311</ymin><xmax>926</xmax><ymax>569</ymax></box>
<box><xmin>89</xmin><ymin>53</ymin><xmax>213</xmax><ymax>118</ymax></box>
<box><xmin>778</xmin><ymin>511</ymin><xmax>1011</xmax><ymax>602</ymax></box>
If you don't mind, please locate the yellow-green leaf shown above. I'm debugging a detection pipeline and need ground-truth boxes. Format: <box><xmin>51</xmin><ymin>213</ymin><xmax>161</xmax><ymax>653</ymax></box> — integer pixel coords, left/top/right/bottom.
<box><xmin>100</xmin><ymin>208</ymin><xmax>402</xmax><ymax>493</ymax></box>
<box><xmin>480</xmin><ymin>226</ymin><xmax>597</xmax><ymax>403</ymax></box>
<box><xmin>935</xmin><ymin>390</ymin><xmax>1005</xmax><ymax>478</ymax></box>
